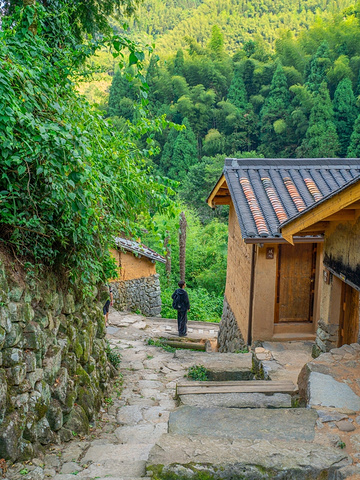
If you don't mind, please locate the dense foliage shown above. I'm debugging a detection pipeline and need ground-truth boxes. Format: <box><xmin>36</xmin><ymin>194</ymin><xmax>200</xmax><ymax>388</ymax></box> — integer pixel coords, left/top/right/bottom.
<box><xmin>107</xmin><ymin>7</ymin><xmax>360</xmax><ymax>219</ymax></box>
<box><xmin>128</xmin><ymin>0</ymin><xmax>353</xmax><ymax>56</ymax></box>
<box><xmin>0</xmin><ymin>1</ymin><xmax>176</xmax><ymax>292</ymax></box>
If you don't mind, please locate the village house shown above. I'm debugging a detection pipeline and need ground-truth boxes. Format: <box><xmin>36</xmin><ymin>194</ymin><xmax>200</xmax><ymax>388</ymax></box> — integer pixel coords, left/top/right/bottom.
<box><xmin>109</xmin><ymin>237</ymin><xmax>165</xmax><ymax>316</ymax></box>
<box><xmin>207</xmin><ymin>158</ymin><xmax>360</xmax><ymax>352</ymax></box>
<box><xmin>281</xmin><ymin>175</ymin><xmax>360</xmax><ymax>354</ymax></box>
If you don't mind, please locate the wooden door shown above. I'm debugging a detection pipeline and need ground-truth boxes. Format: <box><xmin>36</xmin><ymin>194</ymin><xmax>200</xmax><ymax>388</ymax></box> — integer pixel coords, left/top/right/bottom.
<box><xmin>338</xmin><ymin>283</ymin><xmax>359</xmax><ymax>346</ymax></box>
<box><xmin>275</xmin><ymin>243</ymin><xmax>316</xmax><ymax>323</ymax></box>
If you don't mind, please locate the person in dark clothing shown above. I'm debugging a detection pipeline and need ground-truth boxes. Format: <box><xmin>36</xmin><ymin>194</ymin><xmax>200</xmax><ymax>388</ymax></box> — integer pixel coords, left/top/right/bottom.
<box><xmin>172</xmin><ymin>280</ymin><xmax>190</xmax><ymax>337</ymax></box>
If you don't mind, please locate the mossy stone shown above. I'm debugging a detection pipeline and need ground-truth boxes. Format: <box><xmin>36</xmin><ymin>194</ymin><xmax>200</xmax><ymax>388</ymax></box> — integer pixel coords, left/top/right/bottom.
<box><xmin>47</xmin><ymin>399</ymin><xmax>63</xmax><ymax>431</ymax></box>
<box><xmin>75</xmin><ymin>364</ymin><xmax>91</xmax><ymax>387</ymax></box>
<box><xmin>77</xmin><ymin>386</ymin><xmax>96</xmax><ymax>421</ymax></box>
<box><xmin>64</xmin><ymin>404</ymin><xmax>89</xmax><ymax>435</ymax></box>
<box><xmin>4</xmin><ymin>323</ymin><xmax>23</xmax><ymax>348</ymax></box>
<box><xmin>0</xmin><ymin>326</ymin><xmax>6</xmax><ymax>349</ymax></box>
<box><xmin>0</xmin><ymin>411</ymin><xmax>22</xmax><ymax>461</ymax></box>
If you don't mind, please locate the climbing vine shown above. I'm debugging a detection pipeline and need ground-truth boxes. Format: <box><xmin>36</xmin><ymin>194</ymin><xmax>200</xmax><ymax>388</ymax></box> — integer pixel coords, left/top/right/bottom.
<box><xmin>0</xmin><ymin>2</ymin><xmax>176</xmax><ymax>293</ymax></box>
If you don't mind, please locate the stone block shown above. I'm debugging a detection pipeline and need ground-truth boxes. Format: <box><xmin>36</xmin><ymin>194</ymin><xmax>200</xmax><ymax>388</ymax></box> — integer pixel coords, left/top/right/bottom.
<box><xmin>43</xmin><ymin>345</ymin><xmax>62</xmax><ymax>384</ymax></box>
<box><xmin>36</xmin><ymin>416</ymin><xmax>54</xmax><ymax>445</ymax></box>
<box><xmin>62</xmin><ymin>294</ymin><xmax>75</xmax><ymax>314</ymax></box>
<box><xmin>309</xmin><ymin>372</ymin><xmax>360</xmax><ymax>410</ymax></box>
<box><xmin>51</xmin><ymin>367</ymin><xmax>68</xmax><ymax>404</ymax></box>
<box><xmin>63</xmin><ymin>404</ymin><xmax>89</xmax><ymax>435</ymax></box>
<box><xmin>2</xmin><ymin>347</ymin><xmax>23</xmax><ymax>367</ymax></box>
<box><xmin>35</xmin><ymin>379</ymin><xmax>51</xmax><ymax>407</ymax></box>
<box><xmin>0</xmin><ymin>326</ymin><xmax>5</xmax><ymax>349</ymax></box>
<box><xmin>24</xmin><ymin>350</ymin><xmax>37</xmax><ymax>373</ymax></box>
<box><xmin>6</xmin><ymin>364</ymin><xmax>26</xmax><ymax>385</ymax></box>
<box><xmin>8</xmin><ymin>286</ymin><xmax>24</xmax><ymax>302</ymax></box>
<box><xmin>23</xmin><ymin>412</ymin><xmax>38</xmax><ymax>443</ymax></box>
<box><xmin>4</xmin><ymin>322</ymin><xmax>23</xmax><ymax>348</ymax></box>
<box><xmin>47</xmin><ymin>399</ymin><xmax>64</xmax><ymax>431</ymax></box>
<box><xmin>23</xmin><ymin>322</ymin><xmax>44</xmax><ymax>351</ymax></box>
<box><xmin>27</xmin><ymin>368</ymin><xmax>44</xmax><ymax>389</ymax></box>
<box><xmin>0</xmin><ymin>412</ymin><xmax>23</xmax><ymax>461</ymax></box>
<box><xmin>0</xmin><ymin>306</ymin><xmax>11</xmax><ymax>332</ymax></box>
<box><xmin>0</xmin><ymin>369</ymin><xmax>8</xmax><ymax>422</ymax></box>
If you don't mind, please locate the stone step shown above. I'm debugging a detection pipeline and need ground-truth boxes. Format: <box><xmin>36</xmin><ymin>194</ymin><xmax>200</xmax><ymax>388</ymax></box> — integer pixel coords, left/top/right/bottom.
<box><xmin>146</xmin><ymin>433</ymin><xmax>351</xmax><ymax>480</ymax></box>
<box><xmin>173</xmin><ymin>350</ymin><xmax>254</xmax><ymax>380</ymax></box>
<box><xmin>169</xmin><ymin>405</ymin><xmax>317</xmax><ymax>441</ymax></box>
<box><xmin>179</xmin><ymin>391</ymin><xmax>293</xmax><ymax>408</ymax></box>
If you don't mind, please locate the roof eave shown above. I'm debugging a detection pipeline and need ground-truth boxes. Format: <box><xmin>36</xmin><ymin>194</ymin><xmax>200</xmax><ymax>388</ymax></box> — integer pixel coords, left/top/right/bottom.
<box><xmin>281</xmin><ymin>179</ymin><xmax>360</xmax><ymax>245</ymax></box>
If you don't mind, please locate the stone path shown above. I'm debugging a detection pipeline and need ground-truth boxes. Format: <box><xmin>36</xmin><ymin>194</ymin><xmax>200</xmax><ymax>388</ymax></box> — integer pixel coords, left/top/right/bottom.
<box><xmin>3</xmin><ymin>311</ymin><xmax>360</xmax><ymax>480</ymax></box>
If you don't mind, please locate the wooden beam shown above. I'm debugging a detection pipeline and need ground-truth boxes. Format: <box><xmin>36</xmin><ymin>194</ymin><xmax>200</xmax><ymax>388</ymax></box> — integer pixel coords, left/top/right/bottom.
<box><xmin>323</xmin><ymin>210</ymin><xmax>356</xmax><ymax>221</ymax></box>
<box><xmin>212</xmin><ymin>196</ymin><xmax>231</xmax><ymax>205</ymax></box>
<box><xmin>176</xmin><ymin>380</ymin><xmax>297</xmax><ymax>396</ymax></box>
<box><xmin>207</xmin><ymin>175</ymin><xmax>227</xmax><ymax>208</ymax></box>
<box><xmin>344</xmin><ymin>201</ymin><xmax>360</xmax><ymax>209</ymax></box>
<box><xmin>282</xmin><ymin>181</ymin><xmax>360</xmax><ymax>244</ymax></box>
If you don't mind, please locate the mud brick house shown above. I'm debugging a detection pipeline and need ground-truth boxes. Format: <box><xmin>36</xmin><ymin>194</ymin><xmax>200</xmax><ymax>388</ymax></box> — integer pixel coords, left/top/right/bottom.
<box><xmin>281</xmin><ymin>175</ymin><xmax>360</xmax><ymax>354</ymax></box>
<box><xmin>109</xmin><ymin>238</ymin><xmax>165</xmax><ymax>316</ymax></box>
<box><xmin>207</xmin><ymin>158</ymin><xmax>360</xmax><ymax>352</ymax></box>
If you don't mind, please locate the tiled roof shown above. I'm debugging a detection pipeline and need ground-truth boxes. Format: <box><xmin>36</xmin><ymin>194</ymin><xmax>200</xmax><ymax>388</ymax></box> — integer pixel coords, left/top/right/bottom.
<box><xmin>114</xmin><ymin>237</ymin><xmax>166</xmax><ymax>263</ymax></box>
<box><xmin>224</xmin><ymin>158</ymin><xmax>360</xmax><ymax>241</ymax></box>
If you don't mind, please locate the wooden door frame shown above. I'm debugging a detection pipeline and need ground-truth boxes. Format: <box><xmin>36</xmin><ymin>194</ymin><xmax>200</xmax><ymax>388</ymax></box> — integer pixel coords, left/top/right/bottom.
<box><xmin>338</xmin><ymin>281</ymin><xmax>360</xmax><ymax>346</ymax></box>
<box><xmin>274</xmin><ymin>243</ymin><xmax>317</xmax><ymax>323</ymax></box>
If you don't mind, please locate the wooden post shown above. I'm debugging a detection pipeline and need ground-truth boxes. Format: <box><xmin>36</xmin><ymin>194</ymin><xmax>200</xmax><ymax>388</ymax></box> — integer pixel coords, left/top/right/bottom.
<box><xmin>179</xmin><ymin>212</ymin><xmax>187</xmax><ymax>282</ymax></box>
<box><xmin>164</xmin><ymin>232</ymin><xmax>171</xmax><ymax>287</ymax></box>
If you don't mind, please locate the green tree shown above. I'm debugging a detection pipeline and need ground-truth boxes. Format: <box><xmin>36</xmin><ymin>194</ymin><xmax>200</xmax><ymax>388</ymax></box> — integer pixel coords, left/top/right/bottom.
<box><xmin>333</xmin><ymin>78</ymin><xmax>358</xmax><ymax>157</ymax></box>
<box><xmin>227</xmin><ymin>66</ymin><xmax>248</xmax><ymax>109</ymax></box>
<box><xmin>305</xmin><ymin>41</ymin><xmax>331</xmax><ymax>93</ymax></box>
<box><xmin>297</xmin><ymin>82</ymin><xmax>339</xmax><ymax>158</ymax></box>
<box><xmin>174</xmin><ymin>49</ymin><xmax>185</xmax><ymax>76</ymax></box>
<box><xmin>208</xmin><ymin>25</ymin><xmax>225</xmax><ymax>58</ymax></box>
<box><xmin>168</xmin><ymin>118</ymin><xmax>198</xmax><ymax>180</ymax></box>
<box><xmin>259</xmin><ymin>62</ymin><xmax>291</xmax><ymax>157</ymax></box>
<box><xmin>108</xmin><ymin>70</ymin><xmax>135</xmax><ymax>118</ymax></box>
<box><xmin>347</xmin><ymin>113</ymin><xmax>360</xmax><ymax>157</ymax></box>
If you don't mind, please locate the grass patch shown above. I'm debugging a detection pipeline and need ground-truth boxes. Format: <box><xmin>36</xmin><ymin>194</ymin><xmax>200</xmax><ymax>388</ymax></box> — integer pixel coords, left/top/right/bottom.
<box><xmin>186</xmin><ymin>364</ymin><xmax>209</xmax><ymax>381</ymax></box>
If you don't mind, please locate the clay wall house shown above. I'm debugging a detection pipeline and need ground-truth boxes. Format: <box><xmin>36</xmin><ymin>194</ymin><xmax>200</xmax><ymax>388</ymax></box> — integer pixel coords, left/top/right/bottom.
<box><xmin>281</xmin><ymin>175</ymin><xmax>360</xmax><ymax>354</ymax></box>
<box><xmin>207</xmin><ymin>158</ymin><xmax>360</xmax><ymax>352</ymax></box>
<box><xmin>109</xmin><ymin>237</ymin><xmax>165</xmax><ymax>316</ymax></box>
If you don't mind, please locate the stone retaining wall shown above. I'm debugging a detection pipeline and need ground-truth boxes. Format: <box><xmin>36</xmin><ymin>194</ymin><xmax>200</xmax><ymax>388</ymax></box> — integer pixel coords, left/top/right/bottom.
<box><xmin>218</xmin><ymin>296</ymin><xmax>246</xmax><ymax>352</ymax></box>
<box><xmin>312</xmin><ymin>319</ymin><xmax>339</xmax><ymax>357</ymax></box>
<box><xmin>0</xmin><ymin>253</ymin><xmax>111</xmax><ymax>462</ymax></box>
<box><xmin>110</xmin><ymin>274</ymin><xmax>161</xmax><ymax>317</ymax></box>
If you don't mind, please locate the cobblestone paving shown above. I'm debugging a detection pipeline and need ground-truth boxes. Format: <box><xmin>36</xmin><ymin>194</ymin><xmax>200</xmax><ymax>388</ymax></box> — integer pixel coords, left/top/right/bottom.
<box><xmin>2</xmin><ymin>311</ymin><xmax>359</xmax><ymax>480</ymax></box>
<box><xmin>2</xmin><ymin>312</ymin><xmax>219</xmax><ymax>480</ymax></box>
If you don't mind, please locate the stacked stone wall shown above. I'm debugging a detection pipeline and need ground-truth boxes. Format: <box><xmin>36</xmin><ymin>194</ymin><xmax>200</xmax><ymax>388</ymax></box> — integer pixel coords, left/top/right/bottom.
<box><xmin>110</xmin><ymin>274</ymin><xmax>161</xmax><ymax>317</ymax></box>
<box><xmin>313</xmin><ymin>319</ymin><xmax>339</xmax><ymax>357</ymax></box>
<box><xmin>218</xmin><ymin>296</ymin><xmax>246</xmax><ymax>352</ymax></box>
<box><xmin>0</xmin><ymin>253</ymin><xmax>111</xmax><ymax>462</ymax></box>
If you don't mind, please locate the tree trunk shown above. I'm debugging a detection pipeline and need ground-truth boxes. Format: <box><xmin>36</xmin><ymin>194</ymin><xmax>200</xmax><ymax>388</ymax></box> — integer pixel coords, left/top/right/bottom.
<box><xmin>23</xmin><ymin>0</ymin><xmax>37</xmax><ymax>35</ymax></box>
<box><xmin>179</xmin><ymin>212</ymin><xmax>187</xmax><ymax>282</ymax></box>
<box><xmin>164</xmin><ymin>233</ymin><xmax>171</xmax><ymax>287</ymax></box>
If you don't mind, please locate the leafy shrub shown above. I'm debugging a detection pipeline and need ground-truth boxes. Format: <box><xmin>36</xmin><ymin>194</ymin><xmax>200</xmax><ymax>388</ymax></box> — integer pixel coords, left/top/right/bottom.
<box><xmin>187</xmin><ymin>365</ymin><xmax>209</xmax><ymax>381</ymax></box>
<box><xmin>106</xmin><ymin>342</ymin><xmax>122</xmax><ymax>368</ymax></box>
<box><xmin>161</xmin><ymin>285</ymin><xmax>223</xmax><ymax>322</ymax></box>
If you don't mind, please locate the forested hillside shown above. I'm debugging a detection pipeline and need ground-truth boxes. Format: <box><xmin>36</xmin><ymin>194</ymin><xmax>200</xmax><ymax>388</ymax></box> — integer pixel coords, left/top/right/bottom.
<box><xmin>128</xmin><ymin>0</ymin><xmax>353</xmax><ymax>55</ymax></box>
<box><xmin>106</xmin><ymin>4</ymin><xmax>360</xmax><ymax>320</ymax></box>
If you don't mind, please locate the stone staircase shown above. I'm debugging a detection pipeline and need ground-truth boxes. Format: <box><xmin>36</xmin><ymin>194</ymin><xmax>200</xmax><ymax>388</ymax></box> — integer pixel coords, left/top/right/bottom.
<box><xmin>145</xmin><ymin>342</ymin><xmax>352</xmax><ymax>480</ymax></box>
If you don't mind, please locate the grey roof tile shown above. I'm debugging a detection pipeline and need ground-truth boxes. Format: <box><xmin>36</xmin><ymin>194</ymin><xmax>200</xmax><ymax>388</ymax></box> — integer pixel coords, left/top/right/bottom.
<box><xmin>223</xmin><ymin>158</ymin><xmax>360</xmax><ymax>241</ymax></box>
<box><xmin>114</xmin><ymin>237</ymin><xmax>166</xmax><ymax>263</ymax></box>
